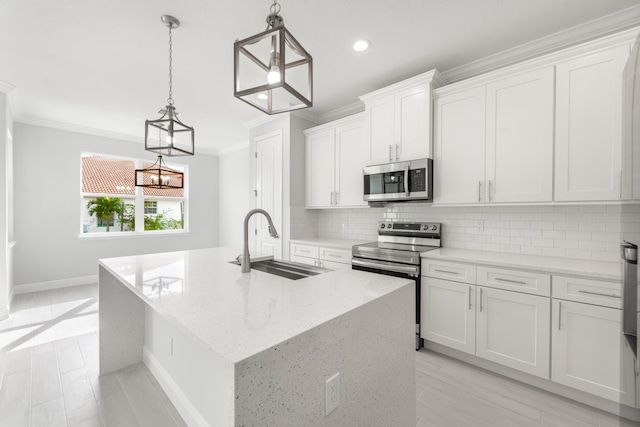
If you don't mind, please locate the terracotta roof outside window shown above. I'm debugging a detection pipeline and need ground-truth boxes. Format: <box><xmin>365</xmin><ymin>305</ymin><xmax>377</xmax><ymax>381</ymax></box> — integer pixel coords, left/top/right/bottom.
<box><xmin>82</xmin><ymin>155</ymin><xmax>184</xmax><ymax>197</ymax></box>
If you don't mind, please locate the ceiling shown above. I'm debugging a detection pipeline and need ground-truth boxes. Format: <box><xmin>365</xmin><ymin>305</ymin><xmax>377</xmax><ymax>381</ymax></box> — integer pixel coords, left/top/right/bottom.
<box><xmin>1</xmin><ymin>1</ymin><xmax>640</xmax><ymax>155</ymax></box>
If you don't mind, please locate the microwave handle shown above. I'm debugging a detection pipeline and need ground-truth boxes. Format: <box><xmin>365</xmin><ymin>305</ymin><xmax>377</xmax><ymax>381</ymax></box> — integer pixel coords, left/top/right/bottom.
<box><xmin>404</xmin><ymin>164</ymin><xmax>410</xmax><ymax>197</ymax></box>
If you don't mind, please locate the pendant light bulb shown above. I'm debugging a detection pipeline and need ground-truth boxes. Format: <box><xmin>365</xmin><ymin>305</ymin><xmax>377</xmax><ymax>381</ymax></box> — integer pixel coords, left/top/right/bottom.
<box><xmin>267</xmin><ymin>41</ymin><xmax>281</xmax><ymax>84</ymax></box>
<box><xmin>267</xmin><ymin>66</ymin><xmax>281</xmax><ymax>84</ymax></box>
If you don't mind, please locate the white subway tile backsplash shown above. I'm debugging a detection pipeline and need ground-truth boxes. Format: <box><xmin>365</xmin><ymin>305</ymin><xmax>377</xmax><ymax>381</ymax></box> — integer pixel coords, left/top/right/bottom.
<box><xmin>292</xmin><ymin>203</ymin><xmax>640</xmax><ymax>263</ymax></box>
<box><xmin>543</xmin><ymin>247</ymin><xmax>566</xmax><ymax>257</ymax></box>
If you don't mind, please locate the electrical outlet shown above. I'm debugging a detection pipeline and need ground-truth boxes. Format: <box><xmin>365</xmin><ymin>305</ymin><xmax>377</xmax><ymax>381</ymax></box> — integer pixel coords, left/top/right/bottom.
<box><xmin>325</xmin><ymin>372</ymin><xmax>340</xmax><ymax>415</ymax></box>
<box><xmin>475</xmin><ymin>220</ymin><xmax>484</xmax><ymax>232</ymax></box>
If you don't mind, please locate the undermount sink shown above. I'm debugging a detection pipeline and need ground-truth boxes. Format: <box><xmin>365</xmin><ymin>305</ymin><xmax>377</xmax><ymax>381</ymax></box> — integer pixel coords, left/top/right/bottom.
<box><xmin>230</xmin><ymin>258</ymin><xmax>331</xmax><ymax>280</ymax></box>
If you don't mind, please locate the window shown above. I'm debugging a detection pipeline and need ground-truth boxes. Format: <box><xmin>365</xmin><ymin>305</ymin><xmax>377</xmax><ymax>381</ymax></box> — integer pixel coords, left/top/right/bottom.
<box><xmin>81</xmin><ymin>154</ymin><xmax>187</xmax><ymax>235</ymax></box>
<box><xmin>144</xmin><ymin>201</ymin><xmax>158</xmax><ymax>214</ymax></box>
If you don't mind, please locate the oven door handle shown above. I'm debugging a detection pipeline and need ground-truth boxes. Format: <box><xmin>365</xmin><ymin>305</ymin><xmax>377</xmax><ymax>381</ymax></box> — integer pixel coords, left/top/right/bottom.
<box><xmin>404</xmin><ymin>164</ymin><xmax>410</xmax><ymax>197</ymax></box>
<box><xmin>352</xmin><ymin>258</ymin><xmax>419</xmax><ymax>276</ymax></box>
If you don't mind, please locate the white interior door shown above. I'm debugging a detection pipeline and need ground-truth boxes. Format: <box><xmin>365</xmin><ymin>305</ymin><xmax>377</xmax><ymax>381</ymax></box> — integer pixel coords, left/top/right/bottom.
<box><xmin>254</xmin><ymin>131</ymin><xmax>283</xmax><ymax>259</ymax></box>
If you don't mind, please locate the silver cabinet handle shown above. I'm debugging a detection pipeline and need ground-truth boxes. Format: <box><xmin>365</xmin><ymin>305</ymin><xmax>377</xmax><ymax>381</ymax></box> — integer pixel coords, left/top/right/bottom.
<box><xmin>488</xmin><ymin>180</ymin><xmax>493</xmax><ymax>201</ymax></box>
<box><xmin>468</xmin><ymin>286</ymin><xmax>472</xmax><ymax>310</ymax></box>
<box><xmin>299</xmin><ymin>249</ymin><xmax>311</xmax><ymax>254</ymax></box>
<box><xmin>326</xmin><ymin>253</ymin><xmax>342</xmax><ymax>259</ymax></box>
<box><xmin>558</xmin><ymin>301</ymin><xmax>562</xmax><ymax>331</ymax></box>
<box><xmin>335</xmin><ymin>192</ymin><xmax>340</xmax><ymax>205</ymax></box>
<box><xmin>578</xmin><ymin>290</ymin><xmax>621</xmax><ymax>298</ymax></box>
<box><xmin>389</xmin><ymin>145</ymin><xmax>393</xmax><ymax>162</ymax></box>
<box><xmin>434</xmin><ymin>269</ymin><xmax>459</xmax><ymax>275</ymax></box>
<box><xmin>494</xmin><ymin>277</ymin><xmax>527</xmax><ymax>285</ymax></box>
<box><xmin>395</xmin><ymin>143</ymin><xmax>399</xmax><ymax>161</ymax></box>
<box><xmin>478</xmin><ymin>181</ymin><xmax>482</xmax><ymax>202</ymax></box>
<box><xmin>479</xmin><ymin>288</ymin><xmax>483</xmax><ymax>312</ymax></box>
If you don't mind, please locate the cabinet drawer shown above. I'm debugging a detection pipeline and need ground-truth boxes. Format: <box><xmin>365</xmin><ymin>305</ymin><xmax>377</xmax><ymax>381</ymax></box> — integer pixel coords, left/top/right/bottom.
<box><xmin>422</xmin><ymin>260</ymin><xmax>476</xmax><ymax>284</ymax></box>
<box><xmin>320</xmin><ymin>247</ymin><xmax>352</xmax><ymax>265</ymax></box>
<box><xmin>291</xmin><ymin>243</ymin><xmax>319</xmax><ymax>259</ymax></box>
<box><xmin>552</xmin><ymin>276</ymin><xmax>622</xmax><ymax>309</ymax></box>
<box><xmin>477</xmin><ymin>267</ymin><xmax>550</xmax><ymax>296</ymax></box>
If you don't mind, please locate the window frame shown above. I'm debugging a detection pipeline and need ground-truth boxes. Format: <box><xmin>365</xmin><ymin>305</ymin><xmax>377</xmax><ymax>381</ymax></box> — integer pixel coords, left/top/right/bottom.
<box><xmin>80</xmin><ymin>152</ymin><xmax>189</xmax><ymax>238</ymax></box>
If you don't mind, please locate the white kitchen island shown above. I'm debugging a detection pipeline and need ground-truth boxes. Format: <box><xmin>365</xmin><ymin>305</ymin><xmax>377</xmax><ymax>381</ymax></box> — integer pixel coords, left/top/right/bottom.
<box><xmin>98</xmin><ymin>247</ymin><xmax>415</xmax><ymax>426</ymax></box>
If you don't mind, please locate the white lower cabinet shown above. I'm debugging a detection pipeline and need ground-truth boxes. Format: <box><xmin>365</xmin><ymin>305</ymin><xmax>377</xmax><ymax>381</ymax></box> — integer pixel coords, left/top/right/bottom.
<box><xmin>551</xmin><ymin>299</ymin><xmax>636</xmax><ymax>406</ymax></box>
<box><xmin>421</xmin><ymin>277</ymin><xmax>476</xmax><ymax>354</ymax></box>
<box><xmin>476</xmin><ymin>287</ymin><xmax>550</xmax><ymax>378</ymax></box>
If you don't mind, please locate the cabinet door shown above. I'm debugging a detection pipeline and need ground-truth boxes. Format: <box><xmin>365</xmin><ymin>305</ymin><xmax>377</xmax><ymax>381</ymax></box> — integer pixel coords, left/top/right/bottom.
<box><xmin>485</xmin><ymin>68</ymin><xmax>554</xmax><ymax>202</ymax></box>
<box><xmin>421</xmin><ymin>277</ymin><xmax>476</xmax><ymax>354</ymax></box>
<box><xmin>365</xmin><ymin>95</ymin><xmax>395</xmax><ymax>165</ymax></box>
<box><xmin>305</xmin><ymin>129</ymin><xmax>335</xmax><ymax>208</ymax></box>
<box><xmin>476</xmin><ymin>287</ymin><xmax>550</xmax><ymax>378</ymax></box>
<box><xmin>551</xmin><ymin>300</ymin><xmax>636</xmax><ymax>406</ymax></box>
<box><xmin>396</xmin><ymin>83</ymin><xmax>431</xmax><ymax>161</ymax></box>
<box><xmin>335</xmin><ymin>119</ymin><xmax>367</xmax><ymax>207</ymax></box>
<box><xmin>433</xmin><ymin>87</ymin><xmax>486</xmax><ymax>204</ymax></box>
<box><xmin>555</xmin><ymin>45</ymin><xmax>628</xmax><ymax>201</ymax></box>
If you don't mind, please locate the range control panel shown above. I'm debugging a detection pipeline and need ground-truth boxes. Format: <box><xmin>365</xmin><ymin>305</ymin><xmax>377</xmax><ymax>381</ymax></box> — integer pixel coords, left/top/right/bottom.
<box><xmin>377</xmin><ymin>221</ymin><xmax>440</xmax><ymax>236</ymax></box>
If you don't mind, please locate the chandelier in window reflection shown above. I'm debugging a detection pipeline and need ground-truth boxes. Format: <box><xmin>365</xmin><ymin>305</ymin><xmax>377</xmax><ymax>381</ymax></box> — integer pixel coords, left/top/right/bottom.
<box><xmin>234</xmin><ymin>0</ymin><xmax>313</xmax><ymax>114</ymax></box>
<box><xmin>135</xmin><ymin>155</ymin><xmax>184</xmax><ymax>189</ymax></box>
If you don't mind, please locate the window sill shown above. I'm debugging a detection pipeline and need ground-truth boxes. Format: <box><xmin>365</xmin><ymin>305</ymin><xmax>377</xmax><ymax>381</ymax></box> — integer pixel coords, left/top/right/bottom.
<box><xmin>78</xmin><ymin>230</ymin><xmax>190</xmax><ymax>241</ymax></box>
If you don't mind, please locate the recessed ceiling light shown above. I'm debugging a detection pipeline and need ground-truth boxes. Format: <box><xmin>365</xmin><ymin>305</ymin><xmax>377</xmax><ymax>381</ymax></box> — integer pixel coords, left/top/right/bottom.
<box><xmin>353</xmin><ymin>40</ymin><xmax>371</xmax><ymax>52</ymax></box>
<box><xmin>257</xmin><ymin>93</ymin><xmax>268</xmax><ymax>100</ymax></box>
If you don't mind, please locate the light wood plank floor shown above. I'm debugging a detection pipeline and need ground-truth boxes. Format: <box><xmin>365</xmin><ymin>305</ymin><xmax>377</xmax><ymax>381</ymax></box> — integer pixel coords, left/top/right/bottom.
<box><xmin>0</xmin><ymin>284</ymin><xmax>637</xmax><ymax>426</ymax></box>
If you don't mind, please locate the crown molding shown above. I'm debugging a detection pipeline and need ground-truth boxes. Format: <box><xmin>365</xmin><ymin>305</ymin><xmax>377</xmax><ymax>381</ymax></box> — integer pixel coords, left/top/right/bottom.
<box><xmin>17</xmin><ymin>116</ymin><xmax>144</xmax><ymax>144</ymax></box>
<box><xmin>317</xmin><ymin>101</ymin><xmax>364</xmax><ymax>124</ymax></box>
<box><xmin>243</xmin><ymin>112</ymin><xmax>286</xmax><ymax>129</ymax></box>
<box><xmin>442</xmin><ymin>5</ymin><xmax>640</xmax><ymax>83</ymax></box>
<box><xmin>290</xmin><ymin>109</ymin><xmax>319</xmax><ymax>124</ymax></box>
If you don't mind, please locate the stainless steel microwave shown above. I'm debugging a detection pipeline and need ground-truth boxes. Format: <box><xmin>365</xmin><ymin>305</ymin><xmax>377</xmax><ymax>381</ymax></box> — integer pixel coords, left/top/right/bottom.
<box><xmin>363</xmin><ymin>158</ymin><xmax>433</xmax><ymax>204</ymax></box>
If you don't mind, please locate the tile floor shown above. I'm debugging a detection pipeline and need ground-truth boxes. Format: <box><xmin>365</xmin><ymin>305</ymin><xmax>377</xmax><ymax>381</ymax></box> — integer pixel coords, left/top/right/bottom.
<box><xmin>0</xmin><ymin>284</ymin><xmax>637</xmax><ymax>426</ymax></box>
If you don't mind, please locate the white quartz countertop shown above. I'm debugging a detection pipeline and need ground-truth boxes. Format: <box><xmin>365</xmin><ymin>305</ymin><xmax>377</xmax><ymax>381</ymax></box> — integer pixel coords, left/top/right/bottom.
<box><xmin>421</xmin><ymin>248</ymin><xmax>622</xmax><ymax>281</ymax></box>
<box><xmin>289</xmin><ymin>237</ymin><xmax>368</xmax><ymax>250</ymax></box>
<box><xmin>99</xmin><ymin>247</ymin><xmax>412</xmax><ymax>363</ymax></box>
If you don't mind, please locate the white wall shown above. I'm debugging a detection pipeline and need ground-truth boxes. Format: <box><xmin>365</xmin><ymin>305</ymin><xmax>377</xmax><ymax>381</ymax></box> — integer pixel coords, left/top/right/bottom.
<box><xmin>13</xmin><ymin>123</ymin><xmax>219</xmax><ymax>287</ymax></box>
<box><xmin>0</xmin><ymin>92</ymin><xmax>11</xmax><ymax>319</ymax></box>
<box><xmin>217</xmin><ymin>146</ymin><xmax>251</xmax><ymax>249</ymax></box>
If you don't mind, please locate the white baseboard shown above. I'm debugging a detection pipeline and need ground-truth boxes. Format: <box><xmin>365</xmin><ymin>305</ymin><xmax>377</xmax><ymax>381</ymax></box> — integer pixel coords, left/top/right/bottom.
<box><xmin>142</xmin><ymin>347</ymin><xmax>211</xmax><ymax>427</ymax></box>
<box><xmin>12</xmin><ymin>275</ymin><xmax>98</xmax><ymax>295</ymax></box>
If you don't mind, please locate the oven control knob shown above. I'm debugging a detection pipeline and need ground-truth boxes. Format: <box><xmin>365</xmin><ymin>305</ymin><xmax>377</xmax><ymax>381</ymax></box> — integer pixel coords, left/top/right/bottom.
<box><xmin>430</xmin><ymin>225</ymin><xmax>437</xmax><ymax>231</ymax></box>
<box><xmin>380</xmin><ymin>223</ymin><xmax>385</xmax><ymax>229</ymax></box>
<box><xmin>387</xmin><ymin>224</ymin><xmax>392</xmax><ymax>229</ymax></box>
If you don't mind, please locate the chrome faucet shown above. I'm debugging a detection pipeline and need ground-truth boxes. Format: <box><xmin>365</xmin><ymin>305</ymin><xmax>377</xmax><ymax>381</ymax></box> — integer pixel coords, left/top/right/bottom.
<box><xmin>242</xmin><ymin>209</ymin><xmax>279</xmax><ymax>273</ymax></box>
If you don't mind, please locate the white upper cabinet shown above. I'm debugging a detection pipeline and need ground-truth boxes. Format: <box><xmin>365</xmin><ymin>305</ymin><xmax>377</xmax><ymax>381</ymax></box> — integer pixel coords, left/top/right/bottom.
<box><xmin>433</xmin><ymin>67</ymin><xmax>554</xmax><ymax>204</ymax></box>
<box><xmin>485</xmin><ymin>67</ymin><xmax>554</xmax><ymax>203</ymax></box>
<box><xmin>305</xmin><ymin>128</ymin><xmax>335</xmax><ymax>208</ymax></box>
<box><xmin>360</xmin><ymin>70</ymin><xmax>445</xmax><ymax>165</ymax></box>
<box><xmin>433</xmin><ymin>86</ymin><xmax>486</xmax><ymax>204</ymax></box>
<box><xmin>335</xmin><ymin>119</ymin><xmax>367</xmax><ymax>207</ymax></box>
<box><xmin>305</xmin><ymin>114</ymin><xmax>367</xmax><ymax>209</ymax></box>
<box><xmin>555</xmin><ymin>45</ymin><xmax>629</xmax><ymax>201</ymax></box>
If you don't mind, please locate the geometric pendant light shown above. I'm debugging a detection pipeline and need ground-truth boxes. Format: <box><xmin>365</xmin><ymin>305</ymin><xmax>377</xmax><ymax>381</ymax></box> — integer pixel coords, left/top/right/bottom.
<box><xmin>134</xmin><ymin>155</ymin><xmax>184</xmax><ymax>189</ymax></box>
<box><xmin>144</xmin><ymin>15</ymin><xmax>194</xmax><ymax>157</ymax></box>
<box><xmin>234</xmin><ymin>0</ymin><xmax>313</xmax><ymax>115</ymax></box>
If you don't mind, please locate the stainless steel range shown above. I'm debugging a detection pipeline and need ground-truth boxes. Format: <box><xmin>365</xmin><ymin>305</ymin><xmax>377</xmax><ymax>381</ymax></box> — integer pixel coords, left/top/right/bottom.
<box><xmin>352</xmin><ymin>221</ymin><xmax>441</xmax><ymax>349</ymax></box>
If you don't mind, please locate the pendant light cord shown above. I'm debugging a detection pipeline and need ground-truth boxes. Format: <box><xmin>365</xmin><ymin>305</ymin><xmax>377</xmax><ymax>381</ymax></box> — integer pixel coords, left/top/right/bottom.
<box><xmin>168</xmin><ymin>24</ymin><xmax>174</xmax><ymax>106</ymax></box>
